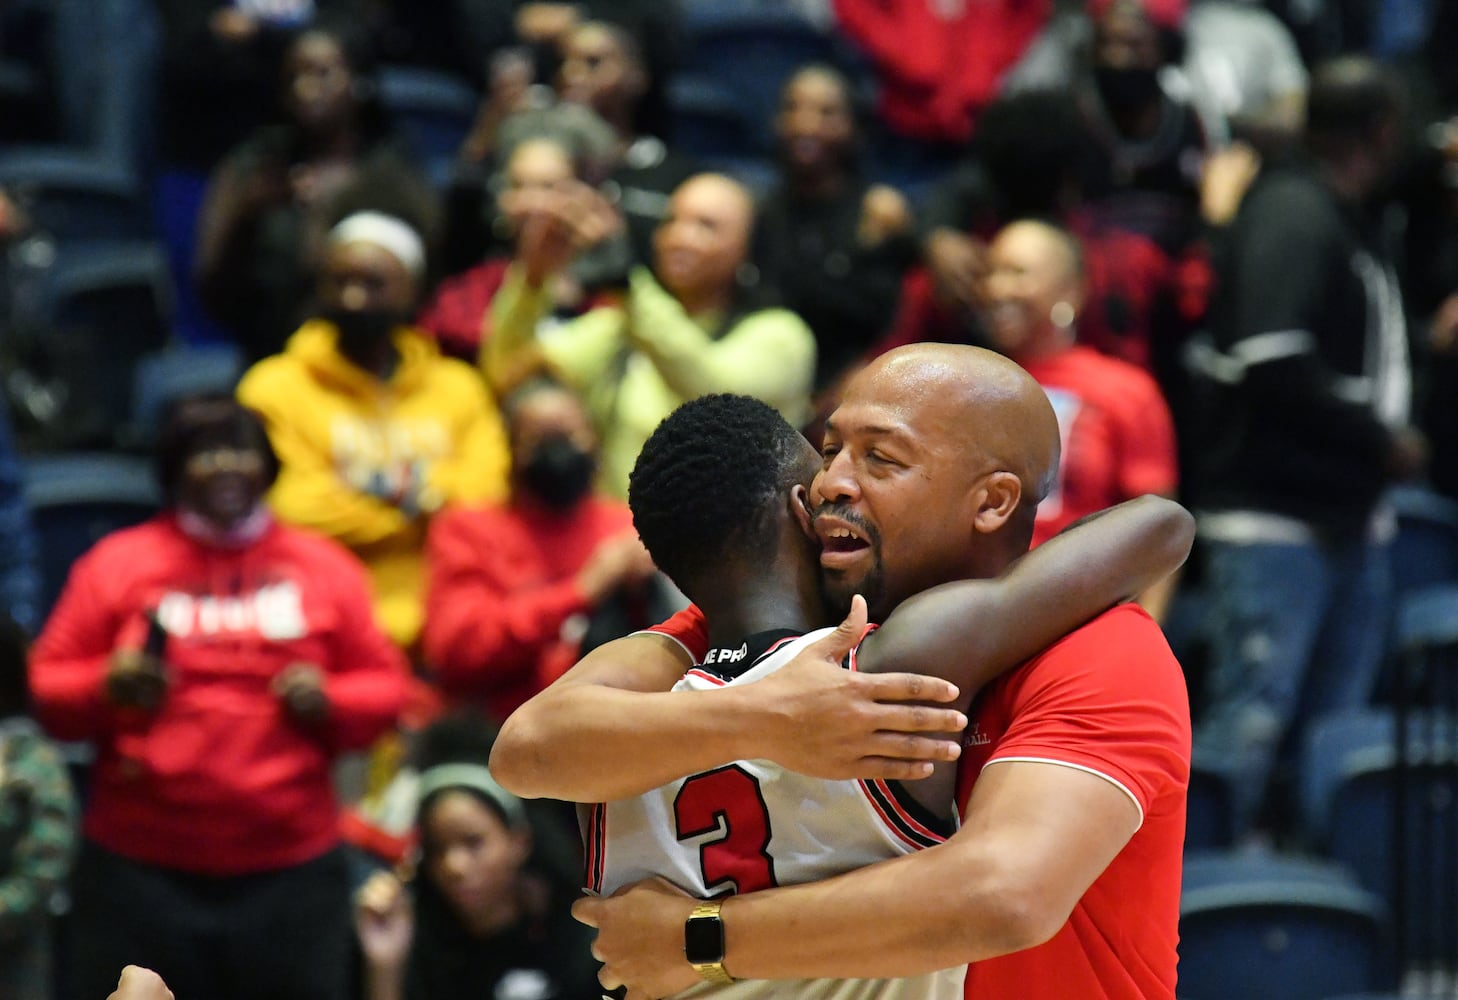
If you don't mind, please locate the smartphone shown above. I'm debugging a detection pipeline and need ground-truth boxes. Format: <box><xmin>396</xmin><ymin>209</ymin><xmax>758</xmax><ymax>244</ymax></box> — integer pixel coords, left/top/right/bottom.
<box><xmin>143</xmin><ymin>611</ymin><xmax>168</xmax><ymax>661</ymax></box>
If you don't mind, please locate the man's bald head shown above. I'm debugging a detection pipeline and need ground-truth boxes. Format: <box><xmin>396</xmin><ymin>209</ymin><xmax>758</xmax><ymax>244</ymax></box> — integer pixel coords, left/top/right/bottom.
<box><xmin>853</xmin><ymin>343</ymin><xmax>1061</xmax><ymax>507</ymax></box>
<box><xmin>814</xmin><ymin>344</ymin><xmax>1061</xmax><ymax>618</ymax></box>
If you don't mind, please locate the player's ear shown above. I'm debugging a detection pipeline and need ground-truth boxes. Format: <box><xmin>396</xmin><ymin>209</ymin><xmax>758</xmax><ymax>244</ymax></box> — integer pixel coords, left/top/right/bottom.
<box><xmin>971</xmin><ymin>471</ymin><xmax>1022</xmax><ymax>534</ymax></box>
<box><xmin>790</xmin><ymin>484</ymin><xmax>816</xmax><ymax>541</ymax></box>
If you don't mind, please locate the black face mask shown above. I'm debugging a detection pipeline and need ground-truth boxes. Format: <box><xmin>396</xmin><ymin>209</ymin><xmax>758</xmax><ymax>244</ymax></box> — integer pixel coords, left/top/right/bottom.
<box><xmin>1095</xmin><ymin>65</ymin><xmax>1162</xmax><ymax>113</ymax></box>
<box><xmin>521</xmin><ymin>435</ymin><xmax>596</xmax><ymax>509</ymax></box>
<box><xmin>324</xmin><ymin>306</ymin><xmax>408</xmax><ymax>354</ymax></box>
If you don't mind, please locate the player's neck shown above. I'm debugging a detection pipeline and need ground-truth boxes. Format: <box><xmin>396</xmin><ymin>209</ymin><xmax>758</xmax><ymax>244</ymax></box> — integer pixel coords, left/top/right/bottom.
<box><xmin>701</xmin><ymin>581</ymin><xmax>821</xmax><ymax>651</ymax></box>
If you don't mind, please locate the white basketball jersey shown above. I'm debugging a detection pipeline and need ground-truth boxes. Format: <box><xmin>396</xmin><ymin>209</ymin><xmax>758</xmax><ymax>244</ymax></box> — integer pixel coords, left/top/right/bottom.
<box><xmin>583</xmin><ymin>627</ymin><xmax>966</xmax><ymax>1000</ymax></box>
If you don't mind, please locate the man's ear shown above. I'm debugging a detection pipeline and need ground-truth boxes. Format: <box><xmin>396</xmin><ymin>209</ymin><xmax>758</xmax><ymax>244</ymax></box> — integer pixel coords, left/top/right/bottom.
<box><xmin>971</xmin><ymin>471</ymin><xmax>1023</xmax><ymax>534</ymax></box>
<box><xmin>790</xmin><ymin>484</ymin><xmax>816</xmax><ymax>541</ymax></box>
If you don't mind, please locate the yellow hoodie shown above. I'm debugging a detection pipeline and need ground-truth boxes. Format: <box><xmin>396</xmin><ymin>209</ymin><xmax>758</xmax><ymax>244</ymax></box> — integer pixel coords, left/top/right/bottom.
<box><xmin>238</xmin><ymin>320</ymin><xmax>508</xmax><ymax>647</ymax></box>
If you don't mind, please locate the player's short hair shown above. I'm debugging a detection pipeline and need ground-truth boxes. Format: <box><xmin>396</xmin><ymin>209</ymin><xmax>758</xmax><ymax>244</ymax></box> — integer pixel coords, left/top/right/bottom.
<box><xmin>629</xmin><ymin>394</ymin><xmax>811</xmax><ymax>594</ymax></box>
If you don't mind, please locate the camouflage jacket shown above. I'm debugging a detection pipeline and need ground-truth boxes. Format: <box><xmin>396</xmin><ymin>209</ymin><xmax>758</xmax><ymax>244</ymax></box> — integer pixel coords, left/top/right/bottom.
<box><xmin>0</xmin><ymin>717</ymin><xmax>76</xmax><ymax>946</ymax></box>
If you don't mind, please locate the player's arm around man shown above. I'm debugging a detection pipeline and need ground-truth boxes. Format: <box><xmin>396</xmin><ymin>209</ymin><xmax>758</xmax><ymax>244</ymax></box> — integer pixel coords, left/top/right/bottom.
<box><xmin>490</xmin><ymin>627</ymin><xmax>968</xmax><ymax>803</ymax></box>
<box><xmin>578</xmin><ymin>597</ymin><xmax>1186</xmax><ymax>996</ymax></box>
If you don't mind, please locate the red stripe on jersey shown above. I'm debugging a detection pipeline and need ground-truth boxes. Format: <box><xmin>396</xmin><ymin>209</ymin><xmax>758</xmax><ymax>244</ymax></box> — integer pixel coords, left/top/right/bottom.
<box><xmin>869</xmin><ymin>779</ymin><xmax>947</xmax><ymax>843</ymax></box>
<box><xmin>857</xmin><ymin>781</ymin><xmax>928</xmax><ymax>851</ymax></box>
<box><xmin>844</xmin><ymin>623</ymin><xmax>879</xmax><ymax>672</ymax></box>
<box><xmin>585</xmin><ymin>802</ymin><xmax>606</xmax><ymax>893</ymax></box>
<box><xmin>762</xmin><ymin>635</ymin><xmax>800</xmax><ymax>659</ymax></box>
<box><xmin>685</xmin><ymin>668</ymin><xmax>728</xmax><ymax>687</ymax></box>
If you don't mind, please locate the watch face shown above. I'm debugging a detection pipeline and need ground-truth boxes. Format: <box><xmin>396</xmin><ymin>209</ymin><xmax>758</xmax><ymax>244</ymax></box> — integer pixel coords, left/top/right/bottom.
<box><xmin>684</xmin><ymin>913</ymin><xmax>726</xmax><ymax>964</ymax></box>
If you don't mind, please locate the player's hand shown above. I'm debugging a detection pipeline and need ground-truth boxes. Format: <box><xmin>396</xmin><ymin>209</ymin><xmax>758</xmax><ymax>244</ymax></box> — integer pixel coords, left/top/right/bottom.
<box><xmin>107</xmin><ymin>966</ymin><xmax>175</xmax><ymax>1000</ymax></box>
<box><xmin>105</xmin><ymin>651</ymin><xmax>169</xmax><ymax>711</ymax></box>
<box><xmin>575</xmin><ymin>877</ymin><xmax>701</xmax><ymax>999</ymax></box>
<box><xmin>272</xmin><ymin>663</ymin><xmax>331</xmax><ymax>727</ymax></box>
<box><xmin>753</xmin><ymin>595</ymin><xmax>965</xmax><ymax>781</ymax></box>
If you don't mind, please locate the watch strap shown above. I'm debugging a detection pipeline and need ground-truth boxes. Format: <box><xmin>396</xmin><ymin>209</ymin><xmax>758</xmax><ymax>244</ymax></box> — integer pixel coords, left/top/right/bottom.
<box><xmin>686</xmin><ymin>900</ymin><xmax>735</xmax><ymax>984</ymax></box>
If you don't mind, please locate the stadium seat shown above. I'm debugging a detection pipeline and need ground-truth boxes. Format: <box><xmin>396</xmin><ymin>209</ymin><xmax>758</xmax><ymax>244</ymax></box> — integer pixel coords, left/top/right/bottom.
<box><xmin>680</xmin><ymin>7</ymin><xmax>842</xmax><ymax>155</ymax></box>
<box><xmin>24</xmin><ymin>452</ymin><xmax>161</xmax><ymax>615</ymax></box>
<box><xmin>0</xmin><ymin>0</ymin><xmax>161</xmax><ymax>240</ymax></box>
<box><xmin>1389</xmin><ymin>487</ymin><xmax>1458</xmax><ymax>595</ymax></box>
<box><xmin>1186</xmin><ymin>759</ymin><xmax>1236</xmax><ymax>851</ymax></box>
<box><xmin>1178</xmin><ymin>851</ymin><xmax>1387</xmax><ymax>1000</ymax></box>
<box><xmin>36</xmin><ymin>241</ymin><xmax>175</xmax><ymax>436</ymax></box>
<box><xmin>126</xmin><ymin>344</ymin><xmax>246</xmax><ymax>448</ymax></box>
<box><xmin>1302</xmin><ymin>705</ymin><xmax>1458</xmax><ymax>983</ymax></box>
<box><xmin>667</xmin><ymin>77</ymin><xmax>757</xmax><ymax>161</ymax></box>
<box><xmin>377</xmin><ymin>66</ymin><xmax>480</xmax><ymax>189</ymax></box>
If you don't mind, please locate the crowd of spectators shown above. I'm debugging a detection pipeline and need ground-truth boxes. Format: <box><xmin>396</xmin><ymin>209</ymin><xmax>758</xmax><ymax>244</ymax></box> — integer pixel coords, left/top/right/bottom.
<box><xmin>1</xmin><ymin>0</ymin><xmax>1457</xmax><ymax>996</ymax></box>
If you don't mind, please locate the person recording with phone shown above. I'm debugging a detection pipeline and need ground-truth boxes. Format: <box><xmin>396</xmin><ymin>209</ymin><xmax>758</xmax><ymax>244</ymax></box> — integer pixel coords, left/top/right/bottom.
<box><xmin>29</xmin><ymin>395</ymin><xmax>409</xmax><ymax>1000</ymax></box>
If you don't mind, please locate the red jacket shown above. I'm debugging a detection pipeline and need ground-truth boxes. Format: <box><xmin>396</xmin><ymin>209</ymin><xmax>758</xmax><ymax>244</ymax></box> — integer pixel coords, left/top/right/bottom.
<box><xmin>833</xmin><ymin>0</ymin><xmax>1051</xmax><ymax>144</ymax></box>
<box><xmin>422</xmin><ymin>495</ymin><xmax>634</xmax><ymax>721</ymax></box>
<box><xmin>30</xmin><ymin>514</ymin><xmax>408</xmax><ymax>875</ymax></box>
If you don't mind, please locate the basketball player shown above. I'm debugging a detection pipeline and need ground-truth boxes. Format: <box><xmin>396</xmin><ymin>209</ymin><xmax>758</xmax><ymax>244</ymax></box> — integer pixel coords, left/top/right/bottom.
<box><xmin>577</xmin><ymin>391</ymin><xmax>1189</xmax><ymax>998</ymax></box>
<box><xmin>496</xmin><ymin>344</ymin><xmax>1192</xmax><ymax>999</ymax></box>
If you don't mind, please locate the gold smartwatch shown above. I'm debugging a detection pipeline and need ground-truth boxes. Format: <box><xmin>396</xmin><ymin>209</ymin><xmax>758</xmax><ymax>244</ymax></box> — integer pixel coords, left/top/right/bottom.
<box><xmin>684</xmin><ymin>900</ymin><xmax>735</xmax><ymax>984</ymax></box>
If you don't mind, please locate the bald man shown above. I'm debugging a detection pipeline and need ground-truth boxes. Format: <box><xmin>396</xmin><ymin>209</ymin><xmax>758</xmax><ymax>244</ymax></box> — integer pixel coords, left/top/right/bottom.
<box><xmin>981</xmin><ymin>219</ymin><xmax>1180</xmax><ymax>620</ymax></box>
<box><xmin>493</xmin><ymin>344</ymin><xmax>1192</xmax><ymax>1000</ymax></box>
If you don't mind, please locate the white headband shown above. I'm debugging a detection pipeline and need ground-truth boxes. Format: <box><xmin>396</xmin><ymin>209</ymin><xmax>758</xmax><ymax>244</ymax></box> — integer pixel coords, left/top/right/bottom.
<box><xmin>415</xmin><ymin>763</ymin><xmax>528</xmax><ymax>830</ymax></box>
<box><xmin>328</xmin><ymin>211</ymin><xmax>426</xmax><ymax>280</ymax></box>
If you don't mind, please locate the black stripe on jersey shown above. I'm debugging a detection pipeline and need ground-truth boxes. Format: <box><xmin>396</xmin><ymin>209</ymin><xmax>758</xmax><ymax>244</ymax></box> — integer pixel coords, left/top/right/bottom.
<box><xmin>694</xmin><ymin>628</ymin><xmax>805</xmax><ymax>682</ymax></box>
<box><xmin>866</xmin><ymin>778</ymin><xmax>957</xmax><ymax>845</ymax></box>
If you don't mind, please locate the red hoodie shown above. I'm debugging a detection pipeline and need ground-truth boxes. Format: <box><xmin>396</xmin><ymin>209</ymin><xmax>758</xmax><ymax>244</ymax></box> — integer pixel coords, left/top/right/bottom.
<box><xmin>833</xmin><ymin>0</ymin><xmax>1052</xmax><ymax>144</ymax></box>
<box><xmin>422</xmin><ymin>495</ymin><xmax>635</xmax><ymax>721</ymax></box>
<box><xmin>30</xmin><ymin>514</ymin><xmax>409</xmax><ymax>875</ymax></box>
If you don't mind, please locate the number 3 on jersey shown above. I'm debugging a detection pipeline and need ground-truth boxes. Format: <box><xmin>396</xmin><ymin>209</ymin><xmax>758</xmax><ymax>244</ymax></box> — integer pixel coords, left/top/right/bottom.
<box><xmin>673</xmin><ymin>765</ymin><xmax>778</xmax><ymax>894</ymax></box>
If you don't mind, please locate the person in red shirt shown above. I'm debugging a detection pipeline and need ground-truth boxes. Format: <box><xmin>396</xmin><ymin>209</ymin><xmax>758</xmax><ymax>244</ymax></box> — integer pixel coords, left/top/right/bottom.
<box><xmin>422</xmin><ymin>380</ymin><xmax>660</xmax><ymax>721</ymax></box>
<box><xmin>29</xmin><ymin>395</ymin><xmax>409</xmax><ymax>1000</ymax></box>
<box><xmin>493</xmin><ymin>343</ymin><xmax>1192</xmax><ymax>999</ymax></box>
<box><xmin>981</xmin><ymin>218</ymin><xmax>1180</xmax><ymax>619</ymax></box>
<box><xmin>832</xmin><ymin>0</ymin><xmax>1053</xmax><ymax>146</ymax></box>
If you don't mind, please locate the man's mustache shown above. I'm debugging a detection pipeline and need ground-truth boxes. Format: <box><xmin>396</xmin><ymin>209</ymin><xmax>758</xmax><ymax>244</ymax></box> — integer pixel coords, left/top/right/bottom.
<box><xmin>812</xmin><ymin>502</ymin><xmax>881</xmax><ymax>546</ymax></box>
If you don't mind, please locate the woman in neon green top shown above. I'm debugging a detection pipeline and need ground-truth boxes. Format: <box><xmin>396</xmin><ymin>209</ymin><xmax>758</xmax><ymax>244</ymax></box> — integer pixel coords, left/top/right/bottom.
<box><xmin>484</xmin><ymin>173</ymin><xmax>817</xmax><ymax>498</ymax></box>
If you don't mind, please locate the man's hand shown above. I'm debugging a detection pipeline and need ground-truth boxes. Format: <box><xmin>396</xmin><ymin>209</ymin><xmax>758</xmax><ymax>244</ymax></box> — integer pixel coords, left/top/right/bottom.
<box><xmin>273</xmin><ymin>663</ymin><xmax>331</xmax><ymax>727</ymax></box>
<box><xmin>105</xmin><ymin>651</ymin><xmax>168</xmax><ymax>711</ymax></box>
<box><xmin>753</xmin><ymin>596</ymin><xmax>965</xmax><ymax>781</ymax></box>
<box><xmin>107</xmin><ymin>966</ymin><xmax>174</xmax><ymax>1000</ymax></box>
<box><xmin>575</xmin><ymin>878</ymin><xmax>702</xmax><ymax>998</ymax></box>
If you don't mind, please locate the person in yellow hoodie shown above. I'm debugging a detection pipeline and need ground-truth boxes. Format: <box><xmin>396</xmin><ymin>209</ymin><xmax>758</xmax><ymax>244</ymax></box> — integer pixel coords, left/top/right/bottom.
<box><xmin>238</xmin><ymin>211</ymin><xmax>509</xmax><ymax>650</ymax></box>
<box><xmin>484</xmin><ymin>173</ymin><xmax>817</xmax><ymax>499</ymax></box>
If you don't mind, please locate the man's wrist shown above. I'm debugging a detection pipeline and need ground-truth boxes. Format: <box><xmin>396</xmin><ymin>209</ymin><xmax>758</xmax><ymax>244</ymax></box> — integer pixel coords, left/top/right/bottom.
<box><xmin>685</xmin><ymin>900</ymin><xmax>734</xmax><ymax>984</ymax></box>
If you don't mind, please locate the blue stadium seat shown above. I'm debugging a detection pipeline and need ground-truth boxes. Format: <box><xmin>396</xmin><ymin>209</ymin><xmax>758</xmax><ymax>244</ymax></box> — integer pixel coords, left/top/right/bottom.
<box><xmin>1186</xmin><ymin>759</ymin><xmax>1236</xmax><ymax>851</ymax></box>
<box><xmin>24</xmin><ymin>452</ymin><xmax>160</xmax><ymax>616</ymax></box>
<box><xmin>1302</xmin><ymin>706</ymin><xmax>1458</xmax><ymax>981</ymax></box>
<box><xmin>680</xmin><ymin>7</ymin><xmax>841</xmax><ymax>155</ymax></box>
<box><xmin>37</xmin><ymin>241</ymin><xmax>174</xmax><ymax>435</ymax></box>
<box><xmin>0</xmin><ymin>0</ymin><xmax>161</xmax><ymax>240</ymax></box>
<box><xmin>1389</xmin><ymin>487</ymin><xmax>1458</xmax><ymax>596</ymax></box>
<box><xmin>667</xmin><ymin>77</ymin><xmax>757</xmax><ymax>161</ymax></box>
<box><xmin>1179</xmin><ymin>851</ymin><xmax>1387</xmax><ymax>1000</ymax></box>
<box><xmin>127</xmin><ymin>345</ymin><xmax>246</xmax><ymax>447</ymax></box>
<box><xmin>377</xmin><ymin>66</ymin><xmax>480</xmax><ymax>189</ymax></box>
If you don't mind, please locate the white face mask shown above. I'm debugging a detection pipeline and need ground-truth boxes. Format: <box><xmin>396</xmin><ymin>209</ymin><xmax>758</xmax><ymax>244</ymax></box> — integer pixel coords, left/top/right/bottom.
<box><xmin>176</xmin><ymin>505</ymin><xmax>273</xmax><ymax>549</ymax></box>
